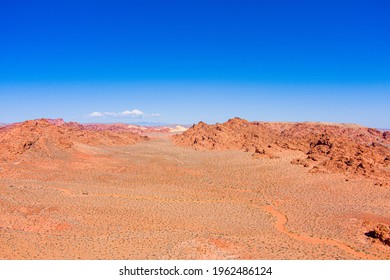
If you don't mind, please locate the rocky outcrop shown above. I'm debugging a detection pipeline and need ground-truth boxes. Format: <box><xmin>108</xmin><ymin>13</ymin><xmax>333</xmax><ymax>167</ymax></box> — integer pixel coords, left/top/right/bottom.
<box><xmin>367</xmin><ymin>224</ymin><xmax>390</xmax><ymax>246</ymax></box>
<box><xmin>0</xmin><ymin>119</ymin><xmax>148</xmax><ymax>161</ymax></box>
<box><xmin>173</xmin><ymin>118</ymin><xmax>390</xmax><ymax>181</ymax></box>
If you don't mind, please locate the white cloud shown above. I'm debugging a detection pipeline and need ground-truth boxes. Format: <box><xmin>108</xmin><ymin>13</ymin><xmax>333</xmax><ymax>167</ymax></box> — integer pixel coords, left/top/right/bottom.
<box><xmin>122</xmin><ymin>109</ymin><xmax>144</xmax><ymax>117</ymax></box>
<box><xmin>89</xmin><ymin>112</ymin><xmax>104</xmax><ymax>117</ymax></box>
<box><xmin>88</xmin><ymin>109</ymin><xmax>159</xmax><ymax>119</ymax></box>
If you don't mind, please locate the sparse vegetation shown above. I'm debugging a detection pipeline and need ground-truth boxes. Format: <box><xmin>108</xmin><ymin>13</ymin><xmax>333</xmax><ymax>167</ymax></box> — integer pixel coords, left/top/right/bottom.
<box><xmin>0</xmin><ymin>119</ymin><xmax>389</xmax><ymax>259</ymax></box>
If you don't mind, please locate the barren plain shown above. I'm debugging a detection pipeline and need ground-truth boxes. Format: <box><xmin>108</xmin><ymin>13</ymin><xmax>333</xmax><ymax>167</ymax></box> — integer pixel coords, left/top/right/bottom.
<box><xmin>0</xmin><ymin>119</ymin><xmax>389</xmax><ymax>259</ymax></box>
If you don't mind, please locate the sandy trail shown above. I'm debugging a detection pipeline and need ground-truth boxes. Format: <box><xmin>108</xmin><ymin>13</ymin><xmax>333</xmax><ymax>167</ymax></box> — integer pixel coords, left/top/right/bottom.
<box><xmin>262</xmin><ymin>205</ymin><xmax>378</xmax><ymax>260</ymax></box>
<box><xmin>5</xmin><ymin>182</ymin><xmax>385</xmax><ymax>259</ymax></box>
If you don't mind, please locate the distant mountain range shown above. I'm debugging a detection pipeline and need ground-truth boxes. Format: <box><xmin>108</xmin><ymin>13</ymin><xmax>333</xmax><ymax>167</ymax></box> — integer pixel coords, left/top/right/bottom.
<box><xmin>0</xmin><ymin>120</ymin><xmax>191</xmax><ymax>128</ymax></box>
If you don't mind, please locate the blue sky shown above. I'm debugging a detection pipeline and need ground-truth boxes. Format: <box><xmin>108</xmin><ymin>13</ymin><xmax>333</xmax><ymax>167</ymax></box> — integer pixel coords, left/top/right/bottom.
<box><xmin>0</xmin><ymin>0</ymin><xmax>389</xmax><ymax>127</ymax></box>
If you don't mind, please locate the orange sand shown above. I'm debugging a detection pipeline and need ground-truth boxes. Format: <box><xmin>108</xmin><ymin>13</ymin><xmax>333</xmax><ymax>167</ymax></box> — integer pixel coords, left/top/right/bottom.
<box><xmin>0</xmin><ymin>119</ymin><xmax>389</xmax><ymax>259</ymax></box>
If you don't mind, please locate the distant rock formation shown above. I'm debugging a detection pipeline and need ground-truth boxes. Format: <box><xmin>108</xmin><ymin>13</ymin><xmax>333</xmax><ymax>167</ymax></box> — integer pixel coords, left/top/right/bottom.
<box><xmin>82</xmin><ymin>123</ymin><xmax>171</xmax><ymax>134</ymax></box>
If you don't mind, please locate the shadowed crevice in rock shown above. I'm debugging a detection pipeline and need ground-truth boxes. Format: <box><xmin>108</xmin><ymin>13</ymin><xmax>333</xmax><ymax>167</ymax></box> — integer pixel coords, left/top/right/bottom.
<box><xmin>366</xmin><ymin>224</ymin><xmax>390</xmax><ymax>247</ymax></box>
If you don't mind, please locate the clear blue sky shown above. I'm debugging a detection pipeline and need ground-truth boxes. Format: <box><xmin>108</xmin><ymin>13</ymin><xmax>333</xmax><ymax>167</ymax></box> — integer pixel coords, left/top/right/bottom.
<box><xmin>0</xmin><ymin>0</ymin><xmax>389</xmax><ymax>127</ymax></box>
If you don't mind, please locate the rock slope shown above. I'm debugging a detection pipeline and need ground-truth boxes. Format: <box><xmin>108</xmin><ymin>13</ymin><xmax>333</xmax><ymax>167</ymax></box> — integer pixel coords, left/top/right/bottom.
<box><xmin>0</xmin><ymin>119</ymin><xmax>148</xmax><ymax>161</ymax></box>
<box><xmin>173</xmin><ymin>118</ymin><xmax>390</xmax><ymax>181</ymax></box>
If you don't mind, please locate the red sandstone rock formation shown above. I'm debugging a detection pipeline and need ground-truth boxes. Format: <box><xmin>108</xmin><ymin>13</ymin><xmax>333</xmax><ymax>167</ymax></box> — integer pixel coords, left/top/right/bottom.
<box><xmin>0</xmin><ymin>119</ymin><xmax>148</xmax><ymax>161</ymax></box>
<box><xmin>173</xmin><ymin>118</ymin><xmax>281</xmax><ymax>153</ymax></box>
<box><xmin>173</xmin><ymin>118</ymin><xmax>390</xmax><ymax>181</ymax></box>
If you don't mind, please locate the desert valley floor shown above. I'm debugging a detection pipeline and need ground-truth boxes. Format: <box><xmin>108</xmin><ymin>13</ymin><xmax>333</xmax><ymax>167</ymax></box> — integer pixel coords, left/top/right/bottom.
<box><xmin>0</xmin><ymin>119</ymin><xmax>389</xmax><ymax>259</ymax></box>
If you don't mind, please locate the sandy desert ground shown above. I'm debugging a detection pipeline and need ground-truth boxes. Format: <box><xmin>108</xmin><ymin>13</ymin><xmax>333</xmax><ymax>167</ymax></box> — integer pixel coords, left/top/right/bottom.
<box><xmin>0</xmin><ymin>118</ymin><xmax>389</xmax><ymax>259</ymax></box>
